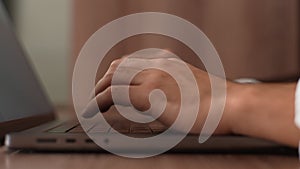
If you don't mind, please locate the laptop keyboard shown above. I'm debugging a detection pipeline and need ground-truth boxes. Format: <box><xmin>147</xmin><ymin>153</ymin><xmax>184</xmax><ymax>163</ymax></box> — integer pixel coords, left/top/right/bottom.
<box><xmin>47</xmin><ymin>121</ymin><xmax>167</xmax><ymax>134</ymax></box>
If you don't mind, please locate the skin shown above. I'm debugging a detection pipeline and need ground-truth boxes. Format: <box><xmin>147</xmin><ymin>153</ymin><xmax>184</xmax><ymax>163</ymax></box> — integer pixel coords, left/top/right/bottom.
<box><xmin>89</xmin><ymin>56</ymin><xmax>300</xmax><ymax>148</ymax></box>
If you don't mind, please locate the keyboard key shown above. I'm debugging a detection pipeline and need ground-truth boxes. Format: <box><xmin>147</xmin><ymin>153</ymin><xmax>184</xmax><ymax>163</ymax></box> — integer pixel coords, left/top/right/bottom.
<box><xmin>68</xmin><ymin>126</ymin><xmax>85</xmax><ymax>133</ymax></box>
<box><xmin>88</xmin><ymin>123</ymin><xmax>110</xmax><ymax>133</ymax></box>
<box><xmin>110</xmin><ymin>123</ymin><xmax>130</xmax><ymax>134</ymax></box>
<box><xmin>149</xmin><ymin>122</ymin><xmax>167</xmax><ymax>134</ymax></box>
<box><xmin>48</xmin><ymin>122</ymin><xmax>78</xmax><ymax>133</ymax></box>
<box><xmin>130</xmin><ymin>124</ymin><xmax>152</xmax><ymax>134</ymax></box>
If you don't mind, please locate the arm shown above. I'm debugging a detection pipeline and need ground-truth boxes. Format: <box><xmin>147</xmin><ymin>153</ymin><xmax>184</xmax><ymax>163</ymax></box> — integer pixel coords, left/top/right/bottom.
<box><xmin>87</xmin><ymin>56</ymin><xmax>300</xmax><ymax>147</ymax></box>
<box><xmin>229</xmin><ymin>82</ymin><xmax>300</xmax><ymax>147</ymax></box>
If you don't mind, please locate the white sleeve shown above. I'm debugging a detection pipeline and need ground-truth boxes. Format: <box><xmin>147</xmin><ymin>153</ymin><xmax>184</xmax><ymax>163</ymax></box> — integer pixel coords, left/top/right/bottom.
<box><xmin>295</xmin><ymin>79</ymin><xmax>300</xmax><ymax>128</ymax></box>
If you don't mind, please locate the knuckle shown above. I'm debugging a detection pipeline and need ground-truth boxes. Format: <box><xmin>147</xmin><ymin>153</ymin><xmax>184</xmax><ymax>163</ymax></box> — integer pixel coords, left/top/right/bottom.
<box><xmin>151</xmin><ymin>70</ymin><xmax>167</xmax><ymax>81</ymax></box>
<box><xmin>131</xmin><ymin>89</ymin><xmax>150</xmax><ymax>111</ymax></box>
<box><xmin>143</xmin><ymin>81</ymin><xmax>158</xmax><ymax>92</ymax></box>
<box><xmin>135</xmin><ymin>104</ymin><xmax>148</xmax><ymax>112</ymax></box>
<box><xmin>155</xmin><ymin>58</ymin><xmax>169</xmax><ymax>68</ymax></box>
<box><xmin>110</xmin><ymin>59</ymin><xmax>122</xmax><ymax>68</ymax></box>
<box><xmin>104</xmin><ymin>86</ymin><xmax>112</xmax><ymax>97</ymax></box>
<box><xmin>104</xmin><ymin>72</ymin><xmax>114</xmax><ymax>81</ymax></box>
<box><xmin>141</xmin><ymin>71</ymin><xmax>166</xmax><ymax>90</ymax></box>
<box><xmin>168</xmin><ymin>57</ymin><xmax>180</xmax><ymax>62</ymax></box>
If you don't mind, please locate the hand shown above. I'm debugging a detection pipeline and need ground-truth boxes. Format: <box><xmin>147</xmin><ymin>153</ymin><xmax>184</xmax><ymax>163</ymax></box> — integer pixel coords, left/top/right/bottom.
<box><xmin>85</xmin><ymin>50</ymin><xmax>236</xmax><ymax>135</ymax></box>
<box><xmin>83</xmin><ymin>50</ymin><xmax>300</xmax><ymax>147</ymax></box>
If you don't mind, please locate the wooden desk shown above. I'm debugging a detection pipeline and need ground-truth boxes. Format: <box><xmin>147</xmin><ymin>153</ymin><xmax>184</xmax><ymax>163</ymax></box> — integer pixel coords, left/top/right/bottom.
<box><xmin>1</xmin><ymin>107</ymin><xmax>299</xmax><ymax>169</ymax></box>
<box><xmin>0</xmin><ymin>146</ymin><xmax>299</xmax><ymax>169</ymax></box>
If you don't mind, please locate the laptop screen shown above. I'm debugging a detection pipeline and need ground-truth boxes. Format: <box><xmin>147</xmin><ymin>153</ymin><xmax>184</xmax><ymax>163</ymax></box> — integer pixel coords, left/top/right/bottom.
<box><xmin>0</xmin><ymin>1</ymin><xmax>54</xmax><ymax>123</ymax></box>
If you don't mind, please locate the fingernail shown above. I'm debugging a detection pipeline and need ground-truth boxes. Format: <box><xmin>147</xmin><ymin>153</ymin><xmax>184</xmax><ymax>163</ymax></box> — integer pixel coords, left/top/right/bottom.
<box><xmin>81</xmin><ymin>99</ymin><xmax>99</xmax><ymax>118</ymax></box>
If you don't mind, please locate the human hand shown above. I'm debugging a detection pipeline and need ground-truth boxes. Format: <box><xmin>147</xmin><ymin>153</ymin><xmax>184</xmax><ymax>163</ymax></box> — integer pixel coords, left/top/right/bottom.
<box><xmin>83</xmin><ymin>49</ymin><xmax>235</xmax><ymax>135</ymax></box>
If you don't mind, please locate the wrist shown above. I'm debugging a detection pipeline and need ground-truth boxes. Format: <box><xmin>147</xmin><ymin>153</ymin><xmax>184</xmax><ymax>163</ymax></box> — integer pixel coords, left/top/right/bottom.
<box><xmin>225</xmin><ymin>82</ymin><xmax>253</xmax><ymax>134</ymax></box>
<box><xmin>214</xmin><ymin>81</ymin><xmax>247</xmax><ymax>134</ymax></box>
<box><xmin>227</xmin><ymin>82</ymin><xmax>299</xmax><ymax>146</ymax></box>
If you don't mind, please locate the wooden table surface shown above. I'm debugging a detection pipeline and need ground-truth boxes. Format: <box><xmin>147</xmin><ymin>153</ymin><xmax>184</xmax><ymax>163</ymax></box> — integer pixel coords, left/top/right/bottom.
<box><xmin>0</xmin><ymin>147</ymin><xmax>299</xmax><ymax>169</ymax></box>
<box><xmin>1</xmin><ymin>107</ymin><xmax>300</xmax><ymax>169</ymax></box>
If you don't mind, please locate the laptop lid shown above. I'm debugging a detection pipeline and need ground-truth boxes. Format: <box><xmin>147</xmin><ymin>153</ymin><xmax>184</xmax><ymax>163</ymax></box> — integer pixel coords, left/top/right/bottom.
<box><xmin>0</xmin><ymin>1</ymin><xmax>55</xmax><ymax>140</ymax></box>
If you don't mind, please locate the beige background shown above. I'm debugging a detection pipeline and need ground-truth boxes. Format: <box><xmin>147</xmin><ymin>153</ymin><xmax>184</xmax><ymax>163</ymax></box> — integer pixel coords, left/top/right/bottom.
<box><xmin>7</xmin><ymin>0</ymin><xmax>72</xmax><ymax>106</ymax></box>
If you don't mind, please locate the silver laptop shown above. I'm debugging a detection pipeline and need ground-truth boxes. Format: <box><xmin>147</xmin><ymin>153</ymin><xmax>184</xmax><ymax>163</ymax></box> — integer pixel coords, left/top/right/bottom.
<box><xmin>0</xmin><ymin>1</ymin><xmax>294</xmax><ymax>154</ymax></box>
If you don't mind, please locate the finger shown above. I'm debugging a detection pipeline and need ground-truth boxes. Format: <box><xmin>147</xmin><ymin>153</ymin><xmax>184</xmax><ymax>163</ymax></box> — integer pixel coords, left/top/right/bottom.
<box><xmin>81</xmin><ymin>98</ymin><xmax>100</xmax><ymax>119</ymax></box>
<box><xmin>128</xmin><ymin>48</ymin><xmax>178</xmax><ymax>59</ymax></box>
<box><xmin>112</xmin><ymin>57</ymin><xmax>177</xmax><ymax>71</ymax></box>
<box><xmin>89</xmin><ymin>59</ymin><xmax>122</xmax><ymax>98</ymax></box>
<box><xmin>83</xmin><ymin>86</ymin><xmax>119</xmax><ymax>118</ymax></box>
<box><xmin>93</xmin><ymin>66</ymin><xmax>144</xmax><ymax>97</ymax></box>
<box><xmin>83</xmin><ymin>85</ymin><xmax>150</xmax><ymax>118</ymax></box>
<box><xmin>93</xmin><ymin>50</ymin><xmax>177</xmax><ymax>97</ymax></box>
<box><xmin>91</xmin><ymin>57</ymin><xmax>128</xmax><ymax>98</ymax></box>
<box><xmin>98</xmin><ymin>85</ymin><xmax>150</xmax><ymax>112</ymax></box>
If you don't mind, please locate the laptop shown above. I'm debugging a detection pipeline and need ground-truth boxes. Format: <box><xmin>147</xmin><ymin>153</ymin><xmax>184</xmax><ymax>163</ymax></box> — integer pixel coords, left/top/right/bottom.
<box><xmin>0</xmin><ymin>1</ymin><xmax>295</xmax><ymax>154</ymax></box>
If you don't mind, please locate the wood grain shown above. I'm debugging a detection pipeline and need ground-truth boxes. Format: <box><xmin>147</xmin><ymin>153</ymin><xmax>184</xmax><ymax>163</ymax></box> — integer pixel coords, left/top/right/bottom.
<box><xmin>0</xmin><ymin>147</ymin><xmax>299</xmax><ymax>169</ymax></box>
<box><xmin>1</xmin><ymin>108</ymin><xmax>299</xmax><ymax>169</ymax></box>
<box><xmin>72</xmin><ymin>0</ymin><xmax>299</xmax><ymax>81</ymax></box>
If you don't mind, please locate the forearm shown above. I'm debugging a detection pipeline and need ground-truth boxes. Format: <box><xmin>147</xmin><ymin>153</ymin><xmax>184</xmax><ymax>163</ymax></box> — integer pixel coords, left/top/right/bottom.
<box><xmin>229</xmin><ymin>82</ymin><xmax>300</xmax><ymax>147</ymax></box>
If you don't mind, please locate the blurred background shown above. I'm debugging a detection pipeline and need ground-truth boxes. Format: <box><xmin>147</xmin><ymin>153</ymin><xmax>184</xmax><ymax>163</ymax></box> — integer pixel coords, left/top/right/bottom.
<box><xmin>4</xmin><ymin>0</ymin><xmax>71</xmax><ymax>107</ymax></box>
<box><xmin>3</xmin><ymin>0</ymin><xmax>300</xmax><ymax>108</ymax></box>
